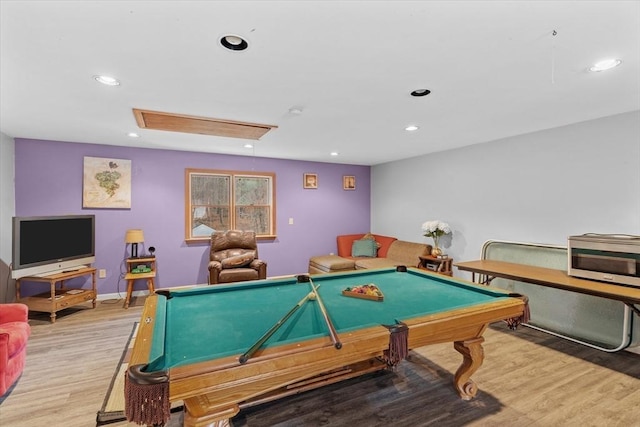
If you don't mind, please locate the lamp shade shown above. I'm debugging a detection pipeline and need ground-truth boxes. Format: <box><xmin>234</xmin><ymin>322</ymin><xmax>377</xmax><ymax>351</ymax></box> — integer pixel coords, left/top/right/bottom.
<box><xmin>125</xmin><ymin>229</ymin><xmax>145</xmax><ymax>244</ymax></box>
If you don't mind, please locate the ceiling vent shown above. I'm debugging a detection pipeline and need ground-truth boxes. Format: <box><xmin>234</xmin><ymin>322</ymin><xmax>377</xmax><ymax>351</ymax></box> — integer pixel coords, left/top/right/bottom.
<box><xmin>132</xmin><ymin>109</ymin><xmax>277</xmax><ymax>140</ymax></box>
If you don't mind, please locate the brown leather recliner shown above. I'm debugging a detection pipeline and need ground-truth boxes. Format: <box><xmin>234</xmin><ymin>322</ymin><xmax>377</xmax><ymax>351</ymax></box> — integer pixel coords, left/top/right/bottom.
<box><xmin>208</xmin><ymin>230</ymin><xmax>267</xmax><ymax>285</ymax></box>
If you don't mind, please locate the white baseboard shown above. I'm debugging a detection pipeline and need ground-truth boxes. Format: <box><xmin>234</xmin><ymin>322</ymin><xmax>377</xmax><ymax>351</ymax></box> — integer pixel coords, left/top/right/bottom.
<box><xmin>96</xmin><ymin>290</ymin><xmax>151</xmax><ymax>301</ymax></box>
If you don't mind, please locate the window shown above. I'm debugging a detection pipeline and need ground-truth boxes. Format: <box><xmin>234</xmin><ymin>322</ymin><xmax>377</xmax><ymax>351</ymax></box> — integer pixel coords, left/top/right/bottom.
<box><xmin>185</xmin><ymin>169</ymin><xmax>276</xmax><ymax>241</ymax></box>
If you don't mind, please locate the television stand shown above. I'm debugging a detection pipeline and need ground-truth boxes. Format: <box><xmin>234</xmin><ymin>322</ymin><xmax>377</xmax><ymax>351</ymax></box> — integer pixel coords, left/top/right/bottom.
<box><xmin>15</xmin><ymin>267</ymin><xmax>97</xmax><ymax>323</ymax></box>
<box><xmin>31</xmin><ymin>265</ymin><xmax>88</xmax><ymax>277</ymax></box>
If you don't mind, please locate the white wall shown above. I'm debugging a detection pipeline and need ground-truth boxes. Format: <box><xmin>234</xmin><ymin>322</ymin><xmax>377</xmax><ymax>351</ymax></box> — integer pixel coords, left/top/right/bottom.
<box><xmin>0</xmin><ymin>132</ymin><xmax>16</xmax><ymax>302</ymax></box>
<box><xmin>372</xmin><ymin>110</ymin><xmax>640</xmax><ymax>279</ymax></box>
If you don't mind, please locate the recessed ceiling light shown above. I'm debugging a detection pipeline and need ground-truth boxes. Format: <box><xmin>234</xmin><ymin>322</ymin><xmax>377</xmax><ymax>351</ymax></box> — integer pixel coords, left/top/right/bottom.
<box><xmin>330</xmin><ymin>152</ymin><xmax>339</xmax><ymax>156</ymax></box>
<box><xmin>127</xmin><ymin>132</ymin><xmax>140</xmax><ymax>138</ymax></box>
<box><xmin>589</xmin><ymin>59</ymin><xmax>622</xmax><ymax>72</ymax></box>
<box><xmin>220</xmin><ymin>34</ymin><xmax>248</xmax><ymax>51</ymax></box>
<box><xmin>405</xmin><ymin>125</ymin><xmax>419</xmax><ymax>132</ymax></box>
<box><xmin>411</xmin><ymin>89</ymin><xmax>431</xmax><ymax>97</ymax></box>
<box><xmin>94</xmin><ymin>75</ymin><xmax>120</xmax><ymax>86</ymax></box>
<box><xmin>244</xmin><ymin>143</ymin><xmax>253</xmax><ymax>148</ymax></box>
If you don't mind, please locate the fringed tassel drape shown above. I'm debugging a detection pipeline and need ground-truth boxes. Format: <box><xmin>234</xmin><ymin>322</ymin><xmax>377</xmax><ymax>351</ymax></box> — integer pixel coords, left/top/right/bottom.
<box><xmin>383</xmin><ymin>322</ymin><xmax>409</xmax><ymax>367</ymax></box>
<box><xmin>124</xmin><ymin>365</ymin><xmax>170</xmax><ymax>426</ymax></box>
<box><xmin>505</xmin><ymin>294</ymin><xmax>530</xmax><ymax>330</ymax></box>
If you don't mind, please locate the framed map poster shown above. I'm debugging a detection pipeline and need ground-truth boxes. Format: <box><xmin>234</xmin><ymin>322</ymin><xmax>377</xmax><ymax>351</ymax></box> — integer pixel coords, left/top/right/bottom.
<box><xmin>83</xmin><ymin>156</ymin><xmax>132</xmax><ymax>208</ymax></box>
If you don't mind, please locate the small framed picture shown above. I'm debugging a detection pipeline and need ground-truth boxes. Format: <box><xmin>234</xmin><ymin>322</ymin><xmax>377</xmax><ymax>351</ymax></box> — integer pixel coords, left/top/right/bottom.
<box><xmin>343</xmin><ymin>175</ymin><xmax>356</xmax><ymax>190</ymax></box>
<box><xmin>303</xmin><ymin>173</ymin><xmax>318</xmax><ymax>189</ymax></box>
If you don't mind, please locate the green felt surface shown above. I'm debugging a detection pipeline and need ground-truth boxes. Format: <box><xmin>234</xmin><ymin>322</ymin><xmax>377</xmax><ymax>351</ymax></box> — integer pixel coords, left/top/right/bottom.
<box><xmin>148</xmin><ymin>268</ymin><xmax>510</xmax><ymax>370</ymax></box>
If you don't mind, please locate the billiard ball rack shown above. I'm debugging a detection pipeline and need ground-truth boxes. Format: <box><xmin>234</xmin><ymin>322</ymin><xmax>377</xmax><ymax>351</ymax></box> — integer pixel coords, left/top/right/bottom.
<box><xmin>341</xmin><ymin>284</ymin><xmax>384</xmax><ymax>301</ymax></box>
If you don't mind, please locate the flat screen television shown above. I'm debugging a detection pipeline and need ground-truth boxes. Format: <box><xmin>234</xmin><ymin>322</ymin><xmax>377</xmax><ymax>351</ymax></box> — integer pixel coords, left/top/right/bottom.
<box><xmin>11</xmin><ymin>214</ymin><xmax>96</xmax><ymax>279</ymax></box>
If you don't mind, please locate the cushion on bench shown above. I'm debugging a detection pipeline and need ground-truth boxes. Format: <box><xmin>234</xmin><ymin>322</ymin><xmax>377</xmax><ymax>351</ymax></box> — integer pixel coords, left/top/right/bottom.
<box><xmin>309</xmin><ymin>255</ymin><xmax>356</xmax><ymax>274</ymax></box>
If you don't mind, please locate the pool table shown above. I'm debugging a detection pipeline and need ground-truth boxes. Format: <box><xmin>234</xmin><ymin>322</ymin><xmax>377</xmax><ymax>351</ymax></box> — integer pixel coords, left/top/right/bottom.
<box><xmin>126</xmin><ymin>267</ymin><xmax>526</xmax><ymax>427</ymax></box>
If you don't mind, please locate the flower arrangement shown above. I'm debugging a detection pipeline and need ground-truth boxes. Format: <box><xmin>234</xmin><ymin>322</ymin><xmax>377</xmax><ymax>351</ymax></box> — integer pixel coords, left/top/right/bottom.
<box><xmin>421</xmin><ymin>220</ymin><xmax>451</xmax><ymax>256</ymax></box>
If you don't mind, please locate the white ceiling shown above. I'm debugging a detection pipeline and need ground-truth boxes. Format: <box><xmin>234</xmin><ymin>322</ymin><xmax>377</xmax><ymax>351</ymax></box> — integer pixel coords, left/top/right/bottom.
<box><xmin>1</xmin><ymin>1</ymin><xmax>639</xmax><ymax>166</ymax></box>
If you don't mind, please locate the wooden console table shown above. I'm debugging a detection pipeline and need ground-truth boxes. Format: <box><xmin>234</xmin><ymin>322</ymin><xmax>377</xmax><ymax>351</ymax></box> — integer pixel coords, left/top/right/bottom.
<box><xmin>15</xmin><ymin>267</ymin><xmax>97</xmax><ymax>323</ymax></box>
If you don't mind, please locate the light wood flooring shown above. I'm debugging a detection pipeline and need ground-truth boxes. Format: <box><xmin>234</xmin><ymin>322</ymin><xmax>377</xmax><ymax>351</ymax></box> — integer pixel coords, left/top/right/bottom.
<box><xmin>1</xmin><ymin>296</ymin><xmax>639</xmax><ymax>427</ymax></box>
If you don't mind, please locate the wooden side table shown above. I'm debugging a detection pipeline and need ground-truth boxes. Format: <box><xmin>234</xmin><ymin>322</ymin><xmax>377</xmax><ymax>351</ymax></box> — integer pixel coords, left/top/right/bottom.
<box><xmin>15</xmin><ymin>267</ymin><xmax>97</xmax><ymax>323</ymax></box>
<box><xmin>418</xmin><ymin>255</ymin><xmax>453</xmax><ymax>276</ymax></box>
<box><xmin>124</xmin><ymin>257</ymin><xmax>156</xmax><ymax>308</ymax></box>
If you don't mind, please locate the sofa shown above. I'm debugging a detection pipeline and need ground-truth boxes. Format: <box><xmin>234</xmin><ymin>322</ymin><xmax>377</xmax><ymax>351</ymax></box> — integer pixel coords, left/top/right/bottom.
<box><xmin>309</xmin><ymin>233</ymin><xmax>431</xmax><ymax>274</ymax></box>
<box><xmin>0</xmin><ymin>303</ymin><xmax>31</xmax><ymax>396</ymax></box>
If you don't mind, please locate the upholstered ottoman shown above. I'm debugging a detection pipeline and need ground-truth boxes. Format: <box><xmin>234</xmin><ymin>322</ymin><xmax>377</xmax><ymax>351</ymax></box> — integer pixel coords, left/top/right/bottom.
<box><xmin>308</xmin><ymin>255</ymin><xmax>355</xmax><ymax>274</ymax></box>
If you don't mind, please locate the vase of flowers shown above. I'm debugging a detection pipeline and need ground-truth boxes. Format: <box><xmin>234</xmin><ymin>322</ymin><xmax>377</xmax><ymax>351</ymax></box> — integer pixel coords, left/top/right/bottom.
<box><xmin>421</xmin><ymin>220</ymin><xmax>451</xmax><ymax>257</ymax></box>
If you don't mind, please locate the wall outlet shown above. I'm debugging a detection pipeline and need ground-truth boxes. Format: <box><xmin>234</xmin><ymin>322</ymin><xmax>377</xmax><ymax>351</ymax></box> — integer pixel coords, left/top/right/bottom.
<box><xmin>288</xmin><ymin>217</ymin><xmax>294</xmax><ymax>225</ymax></box>
<box><xmin>99</xmin><ymin>269</ymin><xmax>107</xmax><ymax>278</ymax></box>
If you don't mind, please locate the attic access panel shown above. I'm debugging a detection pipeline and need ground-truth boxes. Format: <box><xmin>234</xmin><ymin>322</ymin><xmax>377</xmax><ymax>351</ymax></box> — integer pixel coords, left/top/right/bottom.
<box><xmin>133</xmin><ymin>109</ymin><xmax>277</xmax><ymax>140</ymax></box>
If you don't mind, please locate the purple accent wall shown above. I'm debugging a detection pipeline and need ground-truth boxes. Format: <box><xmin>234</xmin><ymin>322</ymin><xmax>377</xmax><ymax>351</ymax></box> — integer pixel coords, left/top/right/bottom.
<box><xmin>14</xmin><ymin>139</ymin><xmax>370</xmax><ymax>296</ymax></box>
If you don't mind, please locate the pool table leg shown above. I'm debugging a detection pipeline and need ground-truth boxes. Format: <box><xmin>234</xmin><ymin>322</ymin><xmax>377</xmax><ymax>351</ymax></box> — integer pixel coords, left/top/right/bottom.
<box><xmin>453</xmin><ymin>337</ymin><xmax>485</xmax><ymax>400</ymax></box>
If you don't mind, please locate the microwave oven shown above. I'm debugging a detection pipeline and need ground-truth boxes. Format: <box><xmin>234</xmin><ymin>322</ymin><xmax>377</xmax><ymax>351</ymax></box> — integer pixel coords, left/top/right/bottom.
<box><xmin>568</xmin><ymin>233</ymin><xmax>640</xmax><ymax>287</ymax></box>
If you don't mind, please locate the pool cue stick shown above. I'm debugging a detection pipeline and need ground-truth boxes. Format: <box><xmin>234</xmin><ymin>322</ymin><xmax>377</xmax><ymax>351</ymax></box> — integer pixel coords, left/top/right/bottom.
<box><xmin>238</xmin><ymin>285</ymin><xmax>321</xmax><ymax>364</ymax></box>
<box><xmin>308</xmin><ymin>277</ymin><xmax>342</xmax><ymax>349</ymax></box>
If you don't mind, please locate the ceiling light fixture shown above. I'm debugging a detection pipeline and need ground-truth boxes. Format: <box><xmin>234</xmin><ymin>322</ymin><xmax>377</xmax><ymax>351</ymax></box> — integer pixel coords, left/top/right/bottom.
<box><xmin>589</xmin><ymin>59</ymin><xmax>622</xmax><ymax>72</ymax></box>
<box><xmin>127</xmin><ymin>132</ymin><xmax>140</xmax><ymax>138</ymax></box>
<box><xmin>330</xmin><ymin>152</ymin><xmax>339</xmax><ymax>156</ymax></box>
<box><xmin>411</xmin><ymin>89</ymin><xmax>431</xmax><ymax>97</ymax></box>
<box><xmin>220</xmin><ymin>34</ymin><xmax>249</xmax><ymax>51</ymax></box>
<box><xmin>244</xmin><ymin>143</ymin><xmax>253</xmax><ymax>148</ymax></box>
<box><xmin>94</xmin><ymin>75</ymin><xmax>120</xmax><ymax>86</ymax></box>
<box><xmin>405</xmin><ymin>125</ymin><xmax>419</xmax><ymax>132</ymax></box>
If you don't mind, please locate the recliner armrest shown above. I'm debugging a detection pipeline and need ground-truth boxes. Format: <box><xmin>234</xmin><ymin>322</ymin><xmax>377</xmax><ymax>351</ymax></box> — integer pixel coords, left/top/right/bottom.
<box><xmin>208</xmin><ymin>261</ymin><xmax>223</xmax><ymax>285</ymax></box>
<box><xmin>249</xmin><ymin>259</ymin><xmax>266</xmax><ymax>269</ymax></box>
<box><xmin>250</xmin><ymin>259</ymin><xmax>267</xmax><ymax>280</ymax></box>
